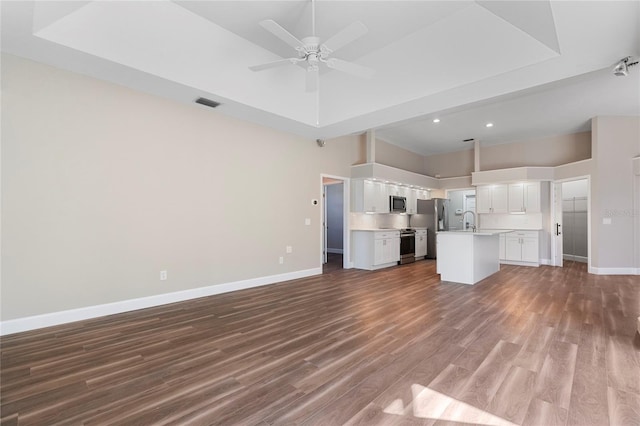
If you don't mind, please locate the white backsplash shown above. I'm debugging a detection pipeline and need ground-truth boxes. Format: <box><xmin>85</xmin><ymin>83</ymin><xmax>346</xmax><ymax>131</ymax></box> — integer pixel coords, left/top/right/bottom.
<box><xmin>350</xmin><ymin>213</ymin><xmax>409</xmax><ymax>229</ymax></box>
<box><xmin>479</xmin><ymin>213</ymin><xmax>543</xmax><ymax>230</ymax></box>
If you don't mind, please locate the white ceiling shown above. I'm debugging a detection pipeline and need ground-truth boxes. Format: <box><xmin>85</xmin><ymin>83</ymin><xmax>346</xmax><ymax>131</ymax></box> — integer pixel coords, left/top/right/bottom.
<box><xmin>2</xmin><ymin>1</ymin><xmax>639</xmax><ymax>156</ymax></box>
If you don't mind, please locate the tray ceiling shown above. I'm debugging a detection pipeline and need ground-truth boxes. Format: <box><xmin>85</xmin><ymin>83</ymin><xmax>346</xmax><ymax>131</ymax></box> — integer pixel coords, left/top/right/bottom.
<box><xmin>2</xmin><ymin>1</ymin><xmax>639</xmax><ymax>154</ymax></box>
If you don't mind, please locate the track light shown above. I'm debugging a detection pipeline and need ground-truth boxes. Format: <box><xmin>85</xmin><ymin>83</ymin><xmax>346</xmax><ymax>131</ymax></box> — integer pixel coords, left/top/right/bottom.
<box><xmin>613</xmin><ymin>56</ymin><xmax>638</xmax><ymax>77</ymax></box>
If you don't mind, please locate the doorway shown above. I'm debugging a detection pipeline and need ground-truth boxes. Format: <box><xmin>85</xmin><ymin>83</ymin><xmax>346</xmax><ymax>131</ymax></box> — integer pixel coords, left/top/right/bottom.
<box><xmin>446</xmin><ymin>189</ymin><xmax>476</xmax><ymax>231</ymax></box>
<box><xmin>562</xmin><ymin>179</ymin><xmax>588</xmax><ymax>263</ymax></box>
<box><xmin>635</xmin><ymin>172</ymin><xmax>640</xmax><ymax>272</ymax></box>
<box><xmin>552</xmin><ymin>177</ymin><xmax>590</xmax><ymax>267</ymax></box>
<box><xmin>322</xmin><ymin>175</ymin><xmax>349</xmax><ymax>273</ymax></box>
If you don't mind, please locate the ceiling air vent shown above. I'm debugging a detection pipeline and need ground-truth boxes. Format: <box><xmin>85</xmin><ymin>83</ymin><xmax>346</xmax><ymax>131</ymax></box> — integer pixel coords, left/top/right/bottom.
<box><xmin>463</xmin><ymin>138</ymin><xmax>475</xmax><ymax>143</ymax></box>
<box><xmin>195</xmin><ymin>97</ymin><xmax>221</xmax><ymax>109</ymax></box>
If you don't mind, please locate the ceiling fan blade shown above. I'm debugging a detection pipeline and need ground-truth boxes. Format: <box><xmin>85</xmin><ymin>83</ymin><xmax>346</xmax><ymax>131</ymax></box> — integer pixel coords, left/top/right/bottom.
<box><xmin>260</xmin><ymin>19</ymin><xmax>306</xmax><ymax>50</ymax></box>
<box><xmin>306</xmin><ymin>66</ymin><xmax>319</xmax><ymax>93</ymax></box>
<box><xmin>249</xmin><ymin>58</ymin><xmax>302</xmax><ymax>72</ymax></box>
<box><xmin>325</xmin><ymin>58</ymin><xmax>375</xmax><ymax>79</ymax></box>
<box><xmin>321</xmin><ymin>21</ymin><xmax>368</xmax><ymax>54</ymax></box>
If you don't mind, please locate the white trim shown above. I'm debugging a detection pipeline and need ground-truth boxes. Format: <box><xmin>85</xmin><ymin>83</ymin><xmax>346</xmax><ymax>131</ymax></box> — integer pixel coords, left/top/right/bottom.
<box><xmin>327</xmin><ymin>248</ymin><xmax>344</xmax><ymax>254</ymax></box>
<box><xmin>500</xmin><ymin>260</ymin><xmax>540</xmax><ymax>267</ymax></box>
<box><xmin>0</xmin><ymin>268</ymin><xmax>321</xmax><ymax>336</ymax></box>
<box><xmin>320</xmin><ymin>173</ymin><xmax>351</xmax><ymax>270</ymax></box>
<box><xmin>540</xmin><ymin>258</ymin><xmax>552</xmax><ymax>266</ymax></box>
<box><xmin>563</xmin><ymin>254</ymin><xmax>588</xmax><ymax>263</ymax></box>
<box><xmin>588</xmin><ymin>266</ymin><xmax>639</xmax><ymax>275</ymax></box>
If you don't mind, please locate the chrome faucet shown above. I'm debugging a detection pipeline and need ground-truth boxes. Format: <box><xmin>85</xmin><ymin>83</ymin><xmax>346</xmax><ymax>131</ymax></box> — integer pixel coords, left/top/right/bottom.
<box><xmin>461</xmin><ymin>210</ymin><xmax>476</xmax><ymax>232</ymax></box>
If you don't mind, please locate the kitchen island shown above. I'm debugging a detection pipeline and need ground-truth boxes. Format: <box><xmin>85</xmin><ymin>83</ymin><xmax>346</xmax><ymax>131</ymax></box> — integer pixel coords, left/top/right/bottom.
<box><xmin>436</xmin><ymin>230</ymin><xmax>510</xmax><ymax>285</ymax></box>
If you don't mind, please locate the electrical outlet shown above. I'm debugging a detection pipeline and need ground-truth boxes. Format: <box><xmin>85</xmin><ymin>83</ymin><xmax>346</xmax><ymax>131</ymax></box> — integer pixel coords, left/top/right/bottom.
<box><xmin>160</xmin><ymin>270</ymin><xmax>168</xmax><ymax>281</ymax></box>
<box><xmin>286</xmin><ymin>246</ymin><xmax>292</xmax><ymax>254</ymax></box>
<box><xmin>279</xmin><ymin>256</ymin><xmax>284</xmax><ymax>264</ymax></box>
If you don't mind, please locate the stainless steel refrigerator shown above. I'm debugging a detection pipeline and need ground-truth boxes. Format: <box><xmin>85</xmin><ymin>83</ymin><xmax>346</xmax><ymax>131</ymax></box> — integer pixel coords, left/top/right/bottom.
<box><xmin>413</xmin><ymin>198</ymin><xmax>450</xmax><ymax>259</ymax></box>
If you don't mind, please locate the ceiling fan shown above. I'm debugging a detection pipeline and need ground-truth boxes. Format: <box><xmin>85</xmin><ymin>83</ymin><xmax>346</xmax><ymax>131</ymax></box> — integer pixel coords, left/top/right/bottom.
<box><xmin>249</xmin><ymin>0</ymin><xmax>375</xmax><ymax>92</ymax></box>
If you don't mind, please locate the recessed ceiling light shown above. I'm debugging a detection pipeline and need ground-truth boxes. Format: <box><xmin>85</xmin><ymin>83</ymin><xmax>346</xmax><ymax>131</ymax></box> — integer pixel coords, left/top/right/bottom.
<box><xmin>486</xmin><ymin>123</ymin><xmax>494</xmax><ymax>128</ymax></box>
<box><xmin>433</xmin><ymin>118</ymin><xmax>440</xmax><ymax>123</ymax></box>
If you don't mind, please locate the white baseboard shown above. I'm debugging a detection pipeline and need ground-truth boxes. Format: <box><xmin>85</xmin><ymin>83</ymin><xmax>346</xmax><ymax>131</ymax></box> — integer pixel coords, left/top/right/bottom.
<box><xmin>563</xmin><ymin>255</ymin><xmax>588</xmax><ymax>263</ymax></box>
<box><xmin>327</xmin><ymin>248</ymin><xmax>344</xmax><ymax>254</ymax></box>
<box><xmin>540</xmin><ymin>258</ymin><xmax>552</xmax><ymax>266</ymax></box>
<box><xmin>500</xmin><ymin>260</ymin><xmax>540</xmax><ymax>267</ymax></box>
<box><xmin>0</xmin><ymin>267</ymin><xmax>322</xmax><ymax>336</ymax></box>
<box><xmin>588</xmin><ymin>266</ymin><xmax>640</xmax><ymax>275</ymax></box>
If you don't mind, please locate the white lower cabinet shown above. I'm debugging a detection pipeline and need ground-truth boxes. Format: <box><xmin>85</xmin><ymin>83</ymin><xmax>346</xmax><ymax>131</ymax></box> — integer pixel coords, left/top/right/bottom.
<box><xmin>415</xmin><ymin>229</ymin><xmax>427</xmax><ymax>258</ymax></box>
<box><xmin>502</xmin><ymin>230</ymin><xmax>540</xmax><ymax>266</ymax></box>
<box><xmin>352</xmin><ymin>230</ymin><xmax>400</xmax><ymax>270</ymax></box>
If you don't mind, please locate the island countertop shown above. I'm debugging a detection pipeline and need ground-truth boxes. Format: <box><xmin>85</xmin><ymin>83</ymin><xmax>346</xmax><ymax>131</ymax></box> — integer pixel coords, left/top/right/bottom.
<box><xmin>438</xmin><ymin>229</ymin><xmax>513</xmax><ymax>236</ymax></box>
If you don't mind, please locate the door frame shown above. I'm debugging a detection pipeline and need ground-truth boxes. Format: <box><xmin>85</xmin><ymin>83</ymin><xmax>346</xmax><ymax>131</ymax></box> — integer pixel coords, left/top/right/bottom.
<box><xmin>320</xmin><ymin>174</ymin><xmax>351</xmax><ymax>269</ymax></box>
<box><xmin>551</xmin><ymin>176</ymin><xmax>591</xmax><ymax>269</ymax></box>
<box><xmin>633</xmin><ymin>159</ymin><xmax>640</xmax><ymax>273</ymax></box>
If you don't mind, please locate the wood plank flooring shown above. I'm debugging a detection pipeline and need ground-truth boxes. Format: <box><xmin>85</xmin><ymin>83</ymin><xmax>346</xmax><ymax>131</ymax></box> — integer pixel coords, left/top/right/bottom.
<box><xmin>1</xmin><ymin>260</ymin><xmax>639</xmax><ymax>425</ymax></box>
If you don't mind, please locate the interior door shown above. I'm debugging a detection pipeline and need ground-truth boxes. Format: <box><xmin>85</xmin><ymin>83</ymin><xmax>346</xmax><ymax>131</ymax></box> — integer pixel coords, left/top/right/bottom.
<box><xmin>553</xmin><ymin>182</ymin><xmax>563</xmax><ymax>267</ymax></box>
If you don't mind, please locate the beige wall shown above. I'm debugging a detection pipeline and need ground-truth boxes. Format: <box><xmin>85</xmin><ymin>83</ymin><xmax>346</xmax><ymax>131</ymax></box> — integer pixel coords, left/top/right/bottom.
<box><xmin>1</xmin><ymin>54</ymin><xmax>361</xmax><ymax>321</ymax></box>
<box><xmin>375</xmin><ymin>139</ymin><xmax>425</xmax><ymax>175</ymax></box>
<box><xmin>424</xmin><ymin>149</ymin><xmax>474</xmax><ymax>178</ymax></box>
<box><xmin>422</xmin><ymin>132</ymin><xmax>592</xmax><ymax>179</ymax></box>
<box><xmin>480</xmin><ymin>132</ymin><xmax>591</xmax><ymax>170</ymax></box>
<box><xmin>591</xmin><ymin>116</ymin><xmax>640</xmax><ymax>270</ymax></box>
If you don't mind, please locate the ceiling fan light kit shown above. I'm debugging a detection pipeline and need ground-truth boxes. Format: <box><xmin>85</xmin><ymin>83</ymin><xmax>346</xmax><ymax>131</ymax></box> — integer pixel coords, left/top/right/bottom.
<box><xmin>249</xmin><ymin>1</ymin><xmax>375</xmax><ymax>92</ymax></box>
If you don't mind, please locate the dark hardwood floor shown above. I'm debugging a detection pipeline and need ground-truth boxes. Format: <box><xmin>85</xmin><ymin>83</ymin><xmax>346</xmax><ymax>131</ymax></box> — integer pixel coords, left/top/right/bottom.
<box><xmin>323</xmin><ymin>253</ymin><xmax>343</xmax><ymax>274</ymax></box>
<box><xmin>2</xmin><ymin>261</ymin><xmax>639</xmax><ymax>425</ymax></box>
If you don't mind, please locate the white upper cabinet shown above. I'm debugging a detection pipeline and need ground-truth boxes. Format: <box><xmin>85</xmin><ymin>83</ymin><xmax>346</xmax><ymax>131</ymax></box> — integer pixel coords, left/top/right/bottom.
<box><xmin>405</xmin><ymin>188</ymin><xmax>417</xmax><ymax>214</ymax></box>
<box><xmin>508</xmin><ymin>182</ymin><xmax>540</xmax><ymax>213</ymax></box>
<box><xmin>352</xmin><ymin>180</ymin><xmax>389</xmax><ymax>213</ymax></box>
<box><xmin>352</xmin><ymin>179</ymin><xmax>430</xmax><ymax>214</ymax></box>
<box><xmin>477</xmin><ymin>184</ymin><xmax>508</xmax><ymax>214</ymax></box>
<box><xmin>415</xmin><ymin>189</ymin><xmax>431</xmax><ymax>201</ymax></box>
<box><xmin>478</xmin><ymin>182</ymin><xmax>541</xmax><ymax>214</ymax></box>
<box><xmin>387</xmin><ymin>184</ymin><xmax>400</xmax><ymax>196</ymax></box>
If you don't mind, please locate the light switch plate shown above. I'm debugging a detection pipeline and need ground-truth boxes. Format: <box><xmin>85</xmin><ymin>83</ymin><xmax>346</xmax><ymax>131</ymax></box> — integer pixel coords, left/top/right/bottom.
<box><xmin>603</xmin><ymin>217</ymin><xmax>612</xmax><ymax>225</ymax></box>
<box><xmin>305</xmin><ymin>218</ymin><xmax>311</xmax><ymax>225</ymax></box>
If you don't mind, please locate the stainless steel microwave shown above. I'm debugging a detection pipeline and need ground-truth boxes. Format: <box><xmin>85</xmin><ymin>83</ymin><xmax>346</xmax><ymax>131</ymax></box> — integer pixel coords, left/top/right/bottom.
<box><xmin>390</xmin><ymin>195</ymin><xmax>407</xmax><ymax>213</ymax></box>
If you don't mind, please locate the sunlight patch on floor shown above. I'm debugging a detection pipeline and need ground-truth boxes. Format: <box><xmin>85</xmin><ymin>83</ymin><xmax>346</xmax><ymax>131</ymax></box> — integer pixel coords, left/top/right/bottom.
<box><xmin>383</xmin><ymin>384</ymin><xmax>518</xmax><ymax>426</ymax></box>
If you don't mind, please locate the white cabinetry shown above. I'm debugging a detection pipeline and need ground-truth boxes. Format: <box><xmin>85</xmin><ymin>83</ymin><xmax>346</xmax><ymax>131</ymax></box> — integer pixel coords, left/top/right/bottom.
<box><xmin>476</xmin><ymin>185</ymin><xmax>508</xmax><ymax>214</ymax></box>
<box><xmin>508</xmin><ymin>183</ymin><xmax>540</xmax><ymax>213</ymax></box>
<box><xmin>416</xmin><ymin>189</ymin><xmax>431</xmax><ymax>201</ymax></box>
<box><xmin>415</xmin><ymin>229</ymin><xmax>427</xmax><ymax>258</ymax></box>
<box><xmin>503</xmin><ymin>230</ymin><xmax>540</xmax><ymax>266</ymax></box>
<box><xmin>405</xmin><ymin>188</ymin><xmax>417</xmax><ymax>214</ymax></box>
<box><xmin>351</xmin><ymin>180</ymin><xmax>389</xmax><ymax>213</ymax></box>
<box><xmin>352</xmin><ymin>179</ymin><xmax>431</xmax><ymax>215</ymax></box>
<box><xmin>387</xmin><ymin>184</ymin><xmax>400</xmax><ymax>196</ymax></box>
<box><xmin>352</xmin><ymin>230</ymin><xmax>400</xmax><ymax>270</ymax></box>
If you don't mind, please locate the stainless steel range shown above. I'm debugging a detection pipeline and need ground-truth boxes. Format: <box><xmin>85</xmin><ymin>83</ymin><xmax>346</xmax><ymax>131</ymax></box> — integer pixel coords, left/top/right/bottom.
<box><xmin>399</xmin><ymin>229</ymin><xmax>416</xmax><ymax>265</ymax></box>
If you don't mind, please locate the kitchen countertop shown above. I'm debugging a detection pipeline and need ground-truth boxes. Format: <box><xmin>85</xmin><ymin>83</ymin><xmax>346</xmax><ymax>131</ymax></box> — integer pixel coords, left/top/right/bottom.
<box><xmin>351</xmin><ymin>229</ymin><xmax>401</xmax><ymax>232</ymax></box>
<box><xmin>440</xmin><ymin>229</ymin><xmax>512</xmax><ymax>236</ymax></box>
<box><xmin>351</xmin><ymin>227</ymin><xmax>426</xmax><ymax>231</ymax></box>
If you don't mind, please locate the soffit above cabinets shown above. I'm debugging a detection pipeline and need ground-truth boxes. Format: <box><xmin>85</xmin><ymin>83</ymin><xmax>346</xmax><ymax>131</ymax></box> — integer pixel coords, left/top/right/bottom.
<box><xmin>2</xmin><ymin>1</ymin><xmax>638</xmax><ymax>154</ymax></box>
